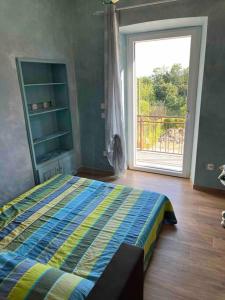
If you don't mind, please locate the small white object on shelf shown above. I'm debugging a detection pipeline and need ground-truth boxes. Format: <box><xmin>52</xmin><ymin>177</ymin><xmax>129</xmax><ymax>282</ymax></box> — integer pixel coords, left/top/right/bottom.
<box><xmin>31</xmin><ymin>103</ymin><xmax>38</xmax><ymax>111</ymax></box>
<box><xmin>43</xmin><ymin>101</ymin><xmax>52</xmax><ymax>109</ymax></box>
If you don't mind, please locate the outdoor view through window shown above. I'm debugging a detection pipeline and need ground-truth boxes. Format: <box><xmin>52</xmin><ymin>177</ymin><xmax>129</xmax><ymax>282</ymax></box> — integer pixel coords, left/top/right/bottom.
<box><xmin>135</xmin><ymin>36</ymin><xmax>191</xmax><ymax>172</ymax></box>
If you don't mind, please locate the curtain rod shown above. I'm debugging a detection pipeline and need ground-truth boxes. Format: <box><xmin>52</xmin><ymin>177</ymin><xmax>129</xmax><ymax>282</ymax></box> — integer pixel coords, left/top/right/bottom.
<box><xmin>94</xmin><ymin>0</ymin><xmax>179</xmax><ymax>15</ymax></box>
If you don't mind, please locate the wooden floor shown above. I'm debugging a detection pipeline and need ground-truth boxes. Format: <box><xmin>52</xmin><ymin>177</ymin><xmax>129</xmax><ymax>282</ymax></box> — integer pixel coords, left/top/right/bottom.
<box><xmin>79</xmin><ymin>170</ymin><xmax>225</xmax><ymax>300</ymax></box>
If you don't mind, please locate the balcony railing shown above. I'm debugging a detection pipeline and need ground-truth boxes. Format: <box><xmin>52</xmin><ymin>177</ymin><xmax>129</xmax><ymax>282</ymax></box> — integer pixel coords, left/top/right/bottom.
<box><xmin>137</xmin><ymin>115</ymin><xmax>186</xmax><ymax>155</ymax></box>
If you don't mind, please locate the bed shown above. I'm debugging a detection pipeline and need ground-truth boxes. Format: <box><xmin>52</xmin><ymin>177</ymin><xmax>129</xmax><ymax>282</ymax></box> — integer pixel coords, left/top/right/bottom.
<box><xmin>0</xmin><ymin>174</ymin><xmax>177</xmax><ymax>300</ymax></box>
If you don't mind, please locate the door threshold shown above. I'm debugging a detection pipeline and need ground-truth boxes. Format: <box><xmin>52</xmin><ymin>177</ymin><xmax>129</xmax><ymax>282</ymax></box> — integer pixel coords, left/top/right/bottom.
<box><xmin>130</xmin><ymin>165</ymin><xmax>187</xmax><ymax>178</ymax></box>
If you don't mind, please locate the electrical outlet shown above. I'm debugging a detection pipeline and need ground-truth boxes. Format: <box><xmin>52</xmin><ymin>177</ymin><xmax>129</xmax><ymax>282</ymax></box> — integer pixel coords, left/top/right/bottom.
<box><xmin>100</xmin><ymin>103</ymin><xmax>105</xmax><ymax>110</ymax></box>
<box><xmin>101</xmin><ymin>112</ymin><xmax>105</xmax><ymax>119</ymax></box>
<box><xmin>206</xmin><ymin>163</ymin><xmax>215</xmax><ymax>171</ymax></box>
<box><xmin>103</xmin><ymin>150</ymin><xmax>107</xmax><ymax>157</ymax></box>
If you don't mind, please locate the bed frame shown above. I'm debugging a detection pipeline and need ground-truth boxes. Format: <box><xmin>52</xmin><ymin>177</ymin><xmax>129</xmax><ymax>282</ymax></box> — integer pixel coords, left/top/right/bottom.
<box><xmin>87</xmin><ymin>243</ymin><xmax>144</xmax><ymax>300</ymax></box>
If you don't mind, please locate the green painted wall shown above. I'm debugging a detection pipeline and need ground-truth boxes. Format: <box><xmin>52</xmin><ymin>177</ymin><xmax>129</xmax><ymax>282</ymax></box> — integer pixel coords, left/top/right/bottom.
<box><xmin>0</xmin><ymin>0</ymin><xmax>80</xmax><ymax>204</ymax></box>
<box><xmin>73</xmin><ymin>0</ymin><xmax>225</xmax><ymax>190</ymax></box>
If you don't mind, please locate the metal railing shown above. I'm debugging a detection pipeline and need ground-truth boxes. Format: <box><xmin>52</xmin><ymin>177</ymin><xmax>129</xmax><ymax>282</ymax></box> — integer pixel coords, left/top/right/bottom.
<box><xmin>137</xmin><ymin>115</ymin><xmax>186</xmax><ymax>155</ymax></box>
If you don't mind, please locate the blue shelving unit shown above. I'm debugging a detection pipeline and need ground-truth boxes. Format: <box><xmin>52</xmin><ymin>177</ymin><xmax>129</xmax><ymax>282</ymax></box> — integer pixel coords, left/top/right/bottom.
<box><xmin>16</xmin><ymin>58</ymin><xmax>75</xmax><ymax>183</ymax></box>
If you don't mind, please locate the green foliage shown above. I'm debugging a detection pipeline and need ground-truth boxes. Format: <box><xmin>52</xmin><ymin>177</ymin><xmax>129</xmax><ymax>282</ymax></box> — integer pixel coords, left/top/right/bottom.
<box><xmin>137</xmin><ymin>120</ymin><xmax>164</xmax><ymax>149</ymax></box>
<box><xmin>137</xmin><ymin>64</ymin><xmax>188</xmax><ymax>150</ymax></box>
<box><xmin>139</xmin><ymin>100</ymin><xmax>150</xmax><ymax>116</ymax></box>
<box><xmin>162</xmin><ymin>118</ymin><xmax>185</xmax><ymax>131</ymax></box>
<box><xmin>137</xmin><ymin>64</ymin><xmax>189</xmax><ymax>117</ymax></box>
<box><xmin>137</xmin><ymin>76</ymin><xmax>155</xmax><ymax>104</ymax></box>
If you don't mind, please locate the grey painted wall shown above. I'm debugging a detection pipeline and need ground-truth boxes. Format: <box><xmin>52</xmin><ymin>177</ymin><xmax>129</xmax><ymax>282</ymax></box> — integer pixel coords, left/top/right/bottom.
<box><xmin>73</xmin><ymin>0</ymin><xmax>225</xmax><ymax>190</ymax></box>
<box><xmin>72</xmin><ymin>1</ymin><xmax>112</xmax><ymax>172</ymax></box>
<box><xmin>0</xmin><ymin>0</ymin><xmax>80</xmax><ymax>204</ymax></box>
<box><xmin>1</xmin><ymin>0</ymin><xmax>224</xmax><ymax>204</ymax></box>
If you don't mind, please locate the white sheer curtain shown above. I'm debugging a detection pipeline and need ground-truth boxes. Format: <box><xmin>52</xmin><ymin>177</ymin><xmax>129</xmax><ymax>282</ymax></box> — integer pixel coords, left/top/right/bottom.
<box><xmin>104</xmin><ymin>4</ymin><xmax>126</xmax><ymax>175</ymax></box>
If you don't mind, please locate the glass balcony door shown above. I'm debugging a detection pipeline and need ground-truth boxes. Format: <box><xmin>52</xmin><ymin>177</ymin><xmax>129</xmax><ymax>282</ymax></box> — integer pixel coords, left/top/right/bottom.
<box><xmin>127</xmin><ymin>27</ymin><xmax>202</xmax><ymax>178</ymax></box>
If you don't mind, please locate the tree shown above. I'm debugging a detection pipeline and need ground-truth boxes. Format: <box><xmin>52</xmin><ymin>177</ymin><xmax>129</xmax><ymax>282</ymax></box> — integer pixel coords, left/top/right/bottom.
<box><xmin>137</xmin><ymin>77</ymin><xmax>155</xmax><ymax>103</ymax></box>
<box><xmin>138</xmin><ymin>64</ymin><xmax>189</xmax><ymax>116</ymax></box>
<box><xmin>137</xmin><ymin>64</ymin><xmax>188</xmax><ymax>149</ymax></box>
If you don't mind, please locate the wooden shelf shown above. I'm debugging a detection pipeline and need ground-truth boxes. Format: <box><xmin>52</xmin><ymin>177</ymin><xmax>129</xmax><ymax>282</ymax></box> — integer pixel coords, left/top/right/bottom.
<box><xmin>24</xmin><ymin>82</ymin><xmax>66</xmax><ymax>87</ymax></box>
<box><xmin>33</xmin><ymin>131</ymin><xmax>71</xmax><ymax>145</ymax></box>
<box><xmin>29</xmin><ymin>106</ymin><xmax>68</xmax><ymax>117</ymax></box>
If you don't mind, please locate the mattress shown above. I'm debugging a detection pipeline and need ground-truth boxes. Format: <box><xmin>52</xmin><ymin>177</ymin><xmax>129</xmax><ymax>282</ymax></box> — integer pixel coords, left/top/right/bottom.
<box><xmin>0</xmin><ymin>175</ymin><xmax>177</xmax><ymax>300</ymax></box>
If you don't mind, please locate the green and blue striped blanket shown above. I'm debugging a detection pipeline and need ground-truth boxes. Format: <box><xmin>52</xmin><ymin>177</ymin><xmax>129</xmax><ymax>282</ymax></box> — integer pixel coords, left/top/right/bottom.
<box><xmin>0</xmin><ymin>175</ymin><xmax>177</xmax><ymax>300</ymax></box>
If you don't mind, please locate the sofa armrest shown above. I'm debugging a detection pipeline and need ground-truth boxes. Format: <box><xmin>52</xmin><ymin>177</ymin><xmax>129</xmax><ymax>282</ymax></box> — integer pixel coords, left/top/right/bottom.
<box><xmin>86</xmin><ymin>243</ymin><xmax>144</xmax><ymax>300</ymax></box>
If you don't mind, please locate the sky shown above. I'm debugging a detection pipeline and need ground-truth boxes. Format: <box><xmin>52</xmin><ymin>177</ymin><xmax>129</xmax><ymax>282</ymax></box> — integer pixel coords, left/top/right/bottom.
<box><xmin>135</xmin><ymin>36</ymin><xmax>191</xmax><ymax>77</ymax></box>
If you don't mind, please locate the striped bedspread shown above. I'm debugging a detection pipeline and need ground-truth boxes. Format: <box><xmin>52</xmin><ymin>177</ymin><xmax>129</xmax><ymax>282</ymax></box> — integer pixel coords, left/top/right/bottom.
<box><xmin>0</xmin><ymin>175</ymin><xmax>177</xmax><ymax>300</ymax></box>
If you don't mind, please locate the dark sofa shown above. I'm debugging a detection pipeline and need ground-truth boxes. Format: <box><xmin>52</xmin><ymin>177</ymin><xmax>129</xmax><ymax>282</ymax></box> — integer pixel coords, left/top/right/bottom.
<box><xmin>87</xmin><ymin>243</ymin><xmax>144</xmax><ymax>300</ymax></box>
